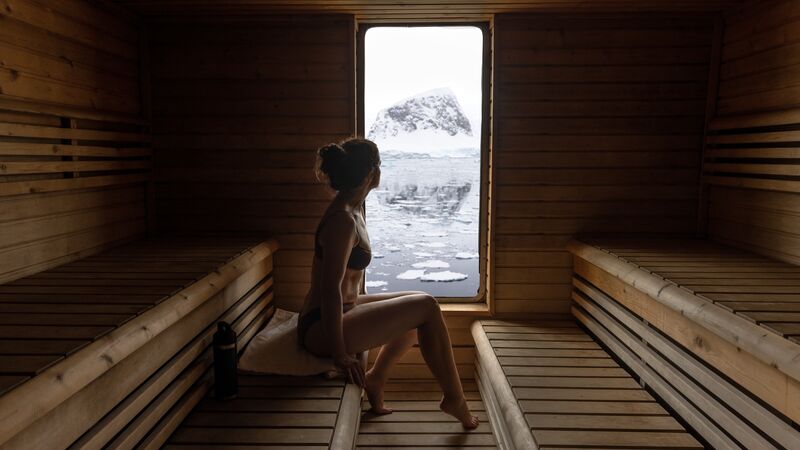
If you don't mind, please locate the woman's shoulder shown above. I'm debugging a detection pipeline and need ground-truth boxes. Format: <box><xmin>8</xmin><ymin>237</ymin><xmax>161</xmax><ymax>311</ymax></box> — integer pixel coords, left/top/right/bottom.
<box><xmin>318</xmin><ymin>209</ymin><xmax>357</xmax><ymax>237</ymax></box>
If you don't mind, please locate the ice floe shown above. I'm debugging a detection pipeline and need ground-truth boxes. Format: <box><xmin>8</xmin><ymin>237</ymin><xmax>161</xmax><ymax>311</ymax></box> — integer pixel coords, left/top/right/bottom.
<box><xmin>455</xmin><ymin>252</ymin><xmax>479</xmax><ymax>259</ymax></box>
<box><xmin>422</xmin><ymin>231</ymin><xmax>448</xmax><ymax>237</ymax></box>
<box><xmin>413</xmin><ymin>252</ymin><xmax>435</xmax><ymax>257</ymax></box>
<box><xmin>365</xmin><ymin>280</ymin><xmax>388</xmax><ymax>288</ymax></box>
<box><xmin>412</xmin><ymin>260</ymin><xmax>450</xmax><ymax>269</ymax></box>
<box><xmin>420</xmin><ymin>271</ymin><xmax>468</xmax><ymax>282</ymax></box>
<box><xmin>396</xmin><ymin>270</ymin><xmax>426</xmax><ymax>280</ymax></box>
<box><xmin>418</xmin><ymin>242</ymin><xmax>447</xmax><ymax>248</ymax></box>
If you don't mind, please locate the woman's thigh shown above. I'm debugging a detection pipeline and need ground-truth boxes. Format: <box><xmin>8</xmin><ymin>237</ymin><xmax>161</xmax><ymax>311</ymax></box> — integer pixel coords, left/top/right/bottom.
<box><xmin>303</xmin><ymin>293</ymin><xmax>437</xmax><ymax>357</ymax></box>
<box><xmin>357</xmin><ymin>290</ymin><xmax>428</xmax><ymax>305</ymax></box>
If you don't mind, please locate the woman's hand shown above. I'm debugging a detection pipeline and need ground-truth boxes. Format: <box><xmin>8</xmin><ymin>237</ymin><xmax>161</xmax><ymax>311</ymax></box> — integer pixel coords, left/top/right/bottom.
<box><xmin>333</xmin><ymin>352</ymin><xmax>365</xmax><ymax>388</ymax></box>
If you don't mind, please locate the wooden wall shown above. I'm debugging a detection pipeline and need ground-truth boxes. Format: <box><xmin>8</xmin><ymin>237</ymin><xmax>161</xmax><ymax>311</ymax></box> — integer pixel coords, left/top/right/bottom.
<box><xmin>704</xmin><ymin>0</ymin><xmax>800</xmax><ymax>264</ymax></box>
<box><xmin>149</xmin><ymin>16</ymin><xmax>355</xmax><ymax>312</ymax></box>
<box><xmin>492</xmin><ymin>14</ymin><xmax>714</xmax><ymax>316</ymax></box>
<box><xmin>0</xmin><ymin>0</ymin><xmax>150</xmax><ymax>284</ymax></box>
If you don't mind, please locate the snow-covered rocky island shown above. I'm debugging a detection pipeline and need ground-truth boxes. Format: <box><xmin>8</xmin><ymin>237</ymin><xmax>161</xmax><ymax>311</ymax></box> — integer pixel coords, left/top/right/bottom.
<box><xmin>364</xmin><ymin>88</ymin><xmax>481</xmax><ymax>297</ymax></box>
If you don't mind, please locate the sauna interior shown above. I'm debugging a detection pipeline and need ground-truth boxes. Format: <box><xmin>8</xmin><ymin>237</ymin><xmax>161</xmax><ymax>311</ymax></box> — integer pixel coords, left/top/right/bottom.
<box><xmin>1</xmin><ymin>0</ymin><xmax>799</xmax><ymax>448</ymax></box>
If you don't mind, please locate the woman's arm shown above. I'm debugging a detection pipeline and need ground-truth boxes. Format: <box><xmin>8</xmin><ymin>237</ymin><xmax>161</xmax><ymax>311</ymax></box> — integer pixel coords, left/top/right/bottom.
<box><xmin>318</xmin><ymin>211</ymin><xmax>357</xmax><ymax>358</ymax></box>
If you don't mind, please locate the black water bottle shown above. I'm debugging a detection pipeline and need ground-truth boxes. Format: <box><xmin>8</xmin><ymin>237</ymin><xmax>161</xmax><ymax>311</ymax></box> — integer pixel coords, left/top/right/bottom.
<box><xmin>213</xmin><ymin>321</ymin><xmax>238</xmax><ymax>399</ymax></box>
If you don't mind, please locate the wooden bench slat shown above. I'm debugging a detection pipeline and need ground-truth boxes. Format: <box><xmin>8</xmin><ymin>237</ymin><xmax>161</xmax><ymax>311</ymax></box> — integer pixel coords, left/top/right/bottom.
<box><xmin>571</xmin><ymin>237</ymin><xmax>800</xmax><ymax>447</ymax></box>
<box><xmin>169</xmin><ymin>427</ymin><xmax>333</xmax><ymax>445</ymax></box>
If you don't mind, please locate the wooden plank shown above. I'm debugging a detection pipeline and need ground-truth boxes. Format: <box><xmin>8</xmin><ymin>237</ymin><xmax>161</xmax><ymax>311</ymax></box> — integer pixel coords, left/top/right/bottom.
<box><xmin>0</xmin><ymin>160</ymin><xmax>150</xmax><ymax>175</ymax></box>
<box><xmin>519</xmin><ymin>400</ymin><xmax>666</xmax><ymax>415</ymax></box>
<box><xmin>0</xmin><ymin>173</ymin><xmax>149</xmax><ymax>197</ymax></box>
<box><xmin>525</xmin><ymin>414</ymin><xmax>684</xmax><ymax>431</ymax></box>
<box><xmin>571</xmin><ymin>246</ymin><xmax>800</xmax><ymax>424</ymax></box>
<box><xmin>0</xmin><ymin>339</ymin><xmax>87</xmax><ymax>354</ymax></box>
<box><xmin>532</xmin><ymin>429</ymin><xmax>702</xmax><ymax>448</ymax></box>
<box><xmin>0</xmin><ymin>241</ymin><xmax>277</xmax><ymax>447</ymax></box>
<box><xmin>574</xmin><ymin>290</ymin><xmax>777</xmax><ymax>448</ymax></box>
<box><xmin>91</xmin><ymin>292</ymin><xmax>273</xmax><ymax>450</ymax></box>
<box><xmin>0</xmin><ymin>376</ymin><xmax>26</xmax><ymax>395</ymax></box>
<box><xmin>0</xmin><ymin>123</ymin><xmax>146</xmax><ymax>142</ymax></box>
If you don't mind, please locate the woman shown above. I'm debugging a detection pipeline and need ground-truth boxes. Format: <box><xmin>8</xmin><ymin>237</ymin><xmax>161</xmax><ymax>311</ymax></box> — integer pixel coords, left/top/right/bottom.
<box><xmin>297</xmin><ymin>138</ymin><xmax>479</xmax><ymax>429</ymax></box>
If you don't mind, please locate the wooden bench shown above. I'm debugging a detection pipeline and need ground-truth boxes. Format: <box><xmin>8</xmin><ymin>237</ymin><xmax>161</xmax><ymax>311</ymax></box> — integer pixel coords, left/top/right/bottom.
<box><xmin>570</xmin><ymin>237</ymin><xmax>800</xmax><ymax>449</ymax></box>
<box><xmin>0</xmin><ymin>236</ymin><xmax>278</xmax><ymax>449</ymax></box>
<box><xmin>472</xmin><ymin>319</ymin><xmax>703</xmax><ymax>450</ymax></box>
<box><xmin>163</xmin><ymin>354</ymin><xmax>367</xmax><ymax>450</ymax></box>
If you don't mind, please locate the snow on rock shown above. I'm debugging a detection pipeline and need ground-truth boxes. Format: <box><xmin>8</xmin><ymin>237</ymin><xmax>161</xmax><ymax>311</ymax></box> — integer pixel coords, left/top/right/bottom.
<box><xmin>412</xmin><ymin>260</ymin><xmax>450</xmax><ymax>269</ymax></box>
<box><xmin>420</xmin><ymin>271</ymin><xmax>468</xmax><ymax>282</ymax></box>
<box><xmin>367</xmin><ymin>87</ymin><xmax>478</xmax><ymax>158</ymax></box>
<box><xmin>397</xmin><ymin>270</ymin><xmax>427</xmax><ymax>280</ymax></box>
<box><xmin>365</xmin><ymin>280</ymin><xmax>388</xmax><ymax>288</ymax></box>
<box><xmin>455</xmin><ymin>252</ymin><xmax>479</xmax><ymax>259</ymax></box>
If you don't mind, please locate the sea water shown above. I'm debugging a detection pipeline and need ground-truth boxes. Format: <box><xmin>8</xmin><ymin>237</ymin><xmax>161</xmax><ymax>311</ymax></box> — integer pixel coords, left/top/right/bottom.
<box><xmin>364</xmin><ymin>154</ymin><xmax>481</xmax><ymax>298</ymax></box>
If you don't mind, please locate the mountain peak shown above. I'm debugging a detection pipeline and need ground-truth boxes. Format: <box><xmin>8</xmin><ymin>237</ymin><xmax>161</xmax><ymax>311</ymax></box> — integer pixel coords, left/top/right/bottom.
<box><xmin>368</xmin><ymin>88</ymin><xmax>474</xmax><ymax>154</ymax></box>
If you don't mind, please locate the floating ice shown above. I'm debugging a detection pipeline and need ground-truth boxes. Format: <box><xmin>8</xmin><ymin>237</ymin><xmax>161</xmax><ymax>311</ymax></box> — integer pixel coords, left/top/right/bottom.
<box><xmin>420</xmin><ymin>271</ymin><xmax>468</xmax><ymax>282</ymax></box>
<box><xmin>373</xmin><ymin>252</ymin><xmax>385</xmax><ymax>259</ymax></box>
<box><xmin>386</xmin><ymin>245</ymin><xmax>402</xmax><ymax>252</ymax></box>
<box><xmin>419</xmin><ymin>242</ymin><xmax>447</xmax><ymax>248</ymax></box>
<box><xmin>365</xmin><ymin>280</ymin><xmax>388</xmax><ymax>288</ymax></box>
<box><xmin>412</xmin><ymin>260</ymin><xmax>450</xmax><ymax>269</ymax></box>
<box><xmin>396</xmin><ymin>270</ymin><xmax>426</xmax><ymax>280</ymax></box>
<box><xmin>376</xmin><ymin>272</ymin><xmax>389</xmax><ymax>276</ymax></box>
<box><xmin>403</xmin><ymin>243</ymin><xmax>417</xmax><ymax>248</ymax></box>
<box><xmin>422</xmin><ymin>231</ymin><xmax>448</xmax><ymax>237</ymax></box>
<box><xmin>413</xmin><ymin>252</ymin><xmax>435</xmax><ymax>257</ymax></box>
<box><xmin>455</xmin><ymin>252</ymin><xmax>479</xmax><ymax>259</ymax></box>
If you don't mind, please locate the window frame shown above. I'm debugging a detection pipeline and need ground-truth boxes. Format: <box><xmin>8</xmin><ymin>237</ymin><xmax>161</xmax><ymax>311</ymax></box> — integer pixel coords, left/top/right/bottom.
<box><xmin>356</xmin><ymin>22</ymin><xmax>492</xmax><ymax>303</ymax></box>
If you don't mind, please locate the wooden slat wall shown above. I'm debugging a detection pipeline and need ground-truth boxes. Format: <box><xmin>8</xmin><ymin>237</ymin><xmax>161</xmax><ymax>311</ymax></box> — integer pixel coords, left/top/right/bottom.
<box><xmin>492</xmin><ymin>14</ymin><xmax>713</xmax><ymax>315</ymax></box>
<box><xmin>149</xmin><ymin>16</ymin><xmax>355</xmax><ymax>312</ymax></box>
<box><xmin>704</xmin><ymin>0</ymin><xmax>800</xmax><ymax>264</ymax></box>
<box><xmin>0</xmin><ymin>0</ymin><xmax>150</xmax><ymax>284</ymax></box>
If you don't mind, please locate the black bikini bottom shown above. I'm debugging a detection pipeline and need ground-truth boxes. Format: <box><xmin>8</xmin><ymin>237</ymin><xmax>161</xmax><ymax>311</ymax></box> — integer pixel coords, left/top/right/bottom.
<box><xmin>297</xmin><ymin>303</ymin><xmax>357</xmax><ymax>351</ymax></box>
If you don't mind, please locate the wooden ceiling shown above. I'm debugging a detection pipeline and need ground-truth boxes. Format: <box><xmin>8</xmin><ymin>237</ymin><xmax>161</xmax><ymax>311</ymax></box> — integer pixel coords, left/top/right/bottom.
<box><xmin>113</xmin><ymin>0</ymin><xmax>747</xmax><ymax>20</ymax></box>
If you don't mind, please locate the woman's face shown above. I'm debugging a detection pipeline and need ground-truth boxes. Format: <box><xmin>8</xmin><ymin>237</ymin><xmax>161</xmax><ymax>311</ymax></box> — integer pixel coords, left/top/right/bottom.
<box><xmin>369</xmin><ymin>164</ymin><xmax>381</xmax><ymax>190</ymax></box>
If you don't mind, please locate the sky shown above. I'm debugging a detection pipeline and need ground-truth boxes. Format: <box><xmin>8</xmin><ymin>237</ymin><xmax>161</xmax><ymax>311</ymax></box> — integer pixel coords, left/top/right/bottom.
<box><xmin>364</xmin><ymin>26</ymin><xmax>484</xmax><ymax>139</ymax></box>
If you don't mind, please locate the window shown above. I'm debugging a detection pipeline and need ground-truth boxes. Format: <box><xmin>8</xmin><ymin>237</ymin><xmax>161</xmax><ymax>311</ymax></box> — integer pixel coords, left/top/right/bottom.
<box><xmin>358</xmin><ymin>25</ymin><xmax>489</xmax><ymax>301</ymax></box>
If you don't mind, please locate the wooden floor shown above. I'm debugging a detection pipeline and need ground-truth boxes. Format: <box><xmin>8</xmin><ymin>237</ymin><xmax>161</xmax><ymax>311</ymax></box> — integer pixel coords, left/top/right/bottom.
<box><xmin>165</xmin><ymin>373</ymin><xmax>352</xmax><ymax>449</ymax></box>
<box><xmin>357</xmin><ymin>378</ymin><xmax>498</xmax><ymax>449</ymax></box>
<box><xmin>476</xmin><ymin>319</ymin><xmax>704</xmax><ymax>449</ymax></box>
<box><xmin>0</xmin><ymin>236</ymin><xmax>264</xmax><ymax>395</ymax></box>
<box><xmin>583</xmin><ymin>237</ymin><xmax>800</xmax><ymax>344</ymax></box>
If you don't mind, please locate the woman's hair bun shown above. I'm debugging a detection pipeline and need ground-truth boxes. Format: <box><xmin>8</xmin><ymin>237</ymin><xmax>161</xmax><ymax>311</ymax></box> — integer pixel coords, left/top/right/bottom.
<box><xmin>314</xmin><ymin>138</ymin><xmax>380</xmax><ymax>191</ymax></box>
<box><xmin>318</xmin><ymin>143</ymin><xmax>346</xmax><ymax>176</ymax></box>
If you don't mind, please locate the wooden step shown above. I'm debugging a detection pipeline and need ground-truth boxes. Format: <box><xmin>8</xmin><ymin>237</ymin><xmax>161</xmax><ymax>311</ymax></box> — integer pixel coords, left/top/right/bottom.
<box><xmin>472</xmin><ymin>319</ymin><xmax>704</xmax><ymax>450</ymax></box>
<box><xmin>163</xmin><ymin>352</ymin><xmax>368</xmax><ymax>450</ymax></box>
<box><xmin>356</xmin><ymin>378</ymin><xmax>498</xmax><ymax>449</ymax></box>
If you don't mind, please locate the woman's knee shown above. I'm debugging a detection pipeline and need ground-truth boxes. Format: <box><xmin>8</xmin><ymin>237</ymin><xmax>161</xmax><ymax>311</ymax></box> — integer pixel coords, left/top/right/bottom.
<box><xmin>416</xmin><ymin>293</ymin><xmax>440</xmax><ymax>316</ymax></box>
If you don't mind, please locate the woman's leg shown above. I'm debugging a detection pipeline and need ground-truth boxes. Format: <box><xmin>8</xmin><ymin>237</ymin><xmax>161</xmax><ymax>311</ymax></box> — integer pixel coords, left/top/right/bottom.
<box><xmin>303</xmin><ymin>293</ymin><xmax>479</xmax><ymax>428</ymax></box>
<box><xmin>356</xmin><ymin>291</ymin><xmax>424</xmax><ymax>414</ymax></box>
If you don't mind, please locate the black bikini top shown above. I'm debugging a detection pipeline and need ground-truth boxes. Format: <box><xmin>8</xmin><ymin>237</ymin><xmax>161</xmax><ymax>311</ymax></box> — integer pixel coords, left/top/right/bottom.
<box><xmin>314</xmin><ymin>210</ymin><xmax>372</xmax><ymax>270</ymax></box>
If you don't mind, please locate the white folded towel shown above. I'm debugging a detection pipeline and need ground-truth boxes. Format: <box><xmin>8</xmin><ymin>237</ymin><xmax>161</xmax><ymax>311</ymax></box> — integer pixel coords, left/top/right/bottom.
<box><xmin>238</xmin><ymin>307</ymin><xmax>339</xmax><ymax>377</ymax></box>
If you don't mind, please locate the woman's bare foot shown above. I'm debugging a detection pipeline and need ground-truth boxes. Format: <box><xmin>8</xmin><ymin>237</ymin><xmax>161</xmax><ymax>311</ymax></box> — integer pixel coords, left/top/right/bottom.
<box><xmin>440</xmin><ymin>394</ymin><xmax>480</xmax><ymax>429</ymax></box>
<box><xmin>364</xmin><ymin>369</ymin><xmax>392</xmax><ymax>415</ymax></box>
